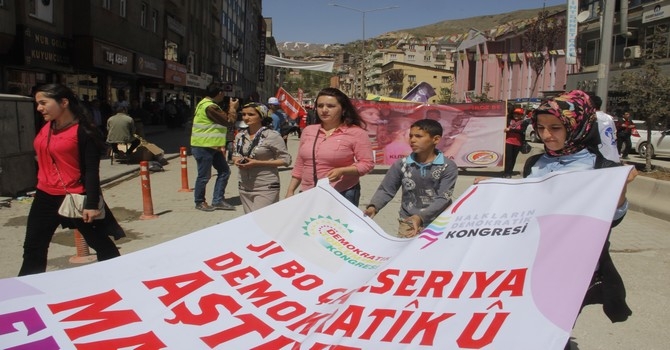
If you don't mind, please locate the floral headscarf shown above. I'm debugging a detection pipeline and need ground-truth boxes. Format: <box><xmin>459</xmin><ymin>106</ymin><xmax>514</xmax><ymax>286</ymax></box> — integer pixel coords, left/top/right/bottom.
<box><xmin>532</xmin><ymin>90</ymin><xmax>597</xmax><ymax>156</ymax></box>
<box><xmin>243</xmin><ymin>102</ymin><xmax>269</xmax><ymax>118</ymax></box>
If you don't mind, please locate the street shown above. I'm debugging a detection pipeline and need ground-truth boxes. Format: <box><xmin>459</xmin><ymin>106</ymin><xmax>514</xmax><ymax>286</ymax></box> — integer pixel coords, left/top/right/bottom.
<box><xmin>0</xmin><ymin>129</ymin><xmax>668</xmax><ymax>349</ymax></box>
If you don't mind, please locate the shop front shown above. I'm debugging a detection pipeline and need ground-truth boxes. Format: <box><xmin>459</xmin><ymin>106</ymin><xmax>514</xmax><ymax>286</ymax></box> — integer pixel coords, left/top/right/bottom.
<box><xmin>71</xmin><ymin>37</ymin><xmax>135</xmax><ymax>106</ymax></box>
<box><xmin>135</xmin><ymin>53</ymin><xmax>164</xmax><ymax>105</ymax></box>
<box><xmin>2</xmin><ymin>25</ymin><xmax>72</xmax><ymax>95</ymax></box>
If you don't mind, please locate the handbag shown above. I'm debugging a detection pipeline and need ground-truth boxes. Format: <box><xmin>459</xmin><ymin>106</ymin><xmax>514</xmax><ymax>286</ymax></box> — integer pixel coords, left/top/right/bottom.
<box><xmin>520</xmin><ymin>142</ymin><xmax>532</xmax><ymax>154</ymax></box>
<box><xmin>58</xmin><ymin>193</ymin><xmax>106</xmax><ymax>219</ymax></box>
<box><xmin>47</xmin><ymin>125</ymin><xmax>106</xmax><ymax>220</ymax></box>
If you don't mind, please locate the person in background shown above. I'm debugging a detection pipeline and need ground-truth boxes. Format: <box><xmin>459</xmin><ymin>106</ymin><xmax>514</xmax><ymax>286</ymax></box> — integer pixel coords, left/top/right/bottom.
<box><xmin>88</xmin><ymin>98</ymin><xmax>104</xmax><ymax>135</ymax></box>
<box><xmin>616</xmin><ymin>111</ymin><xmax>635</xmax><ymax>159</ymax></box>
<box><xmin>519</xmin><ymin>90</ymin><xmax>637</xmax><ymax>350</ymax></box>
<box><xmin>364</xmin><ymin>119</ymin><xmax>458</xmax><ymax>238</ymax></box>
<box><xmin>502</xmin><ymin>107</ymin><xmax>527</xmax><ymax>178</ymax></box>
<box><xmin>590</xmin><ymin>95</ymin><xmax>620</xmax><ymax>163</ymax></box>
<box><xmin>20</xmin><ymin>84</ymin><xmax>124</xmax><ymax>276</ymax></box>
<box><xmin>190</xmin><ymin>82</ymin><xmax>239</xmax><ymax>212</ymax></box>
<box><xmin>127</xmin><ymin>99</ymin><xmax>150</xmax><ymax>138</ymax></box>
<box><xmin>106</xmin><ymin>101</ymin><xmax>141</xmax><ymax>157</ymax></box>
<box><xmin>268</xmin><ymin>97</ymin><xmax>290</xmax><ymax>144</ymax></box>
<box><xmin>232</xmin><ymin>102</ymin><xmax>292</xmax><ymax>213</ymax></box>
<box><xmin>285</xmin><ymin>87</ymin><xmax>374</xmax><ymax>206</ymax></box>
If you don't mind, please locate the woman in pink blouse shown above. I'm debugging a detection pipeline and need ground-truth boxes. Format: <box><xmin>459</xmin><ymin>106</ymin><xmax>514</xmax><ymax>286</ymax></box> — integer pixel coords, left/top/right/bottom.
<box><xmin>285</xmin><ymin>88</ymin><xmax>374</xmax><ymax>206</ymax></box>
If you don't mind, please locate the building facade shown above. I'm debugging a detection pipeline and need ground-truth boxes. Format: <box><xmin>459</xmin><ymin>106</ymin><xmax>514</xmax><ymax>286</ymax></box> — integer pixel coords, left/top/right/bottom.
<box><xmin>452</xmin><ymin>10</ymin><xmax>568</xmax><ymax>103</ymax></box>
<box><xmin>0</xmin><ymin>0</ymin><xmax>272</xmax><ymax>111</ymax></box>
<box><xmin>566</xmin><ymin>0</ymin><xmax>670</xmax><ymax>114</ymax></box>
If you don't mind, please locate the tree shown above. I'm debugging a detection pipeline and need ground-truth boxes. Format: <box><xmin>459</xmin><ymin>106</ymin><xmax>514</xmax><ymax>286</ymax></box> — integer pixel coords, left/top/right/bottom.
<box><xmin>383</xmin><ymin>69</ymin><xmax>404</xmax><ymax>98</ymax></box>
<box><xmin>613</xmin><ymin>63</ymin><xmax>670</xmax><ymax>172</ymax></box>
<box><xmin>522</xmin><ymin>10</ymin><xmax>565</xmax><ymax>97</ymax></box>
<box><xmin>436</xmin><ymin>87</ymin><xmax>453</xmax><ymax>104</ymax></box>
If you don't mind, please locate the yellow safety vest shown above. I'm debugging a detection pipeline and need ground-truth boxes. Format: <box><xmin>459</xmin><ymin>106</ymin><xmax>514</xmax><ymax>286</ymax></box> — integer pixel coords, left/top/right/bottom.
<box><xmin>190</xmin><ymin>98</ymin><xmax>228</xmax><ymax>147</ymax></box>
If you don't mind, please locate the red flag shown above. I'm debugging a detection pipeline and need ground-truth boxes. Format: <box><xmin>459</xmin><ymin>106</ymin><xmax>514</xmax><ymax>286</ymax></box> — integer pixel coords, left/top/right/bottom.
<box><xmin>276</xmin><ymin>87</ymin><xmax>306</xmax><ymax>120</ymax></box>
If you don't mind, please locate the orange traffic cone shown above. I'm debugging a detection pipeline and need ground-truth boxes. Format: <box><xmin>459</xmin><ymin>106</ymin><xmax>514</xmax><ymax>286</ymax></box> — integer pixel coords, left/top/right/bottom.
<box><xmin>69</xmin><ymin>229</ymin><xmax>97</xmax><ymax>264</ymax></box>
<box><xmin>178</xmin><ymin>146</ymin><xmax>192</xmax><ymax>192</ymax></box>
<box><xmin>139</xmin><ymin>160</ymin><xmax>159</xmax><ymax>220</ymax></box>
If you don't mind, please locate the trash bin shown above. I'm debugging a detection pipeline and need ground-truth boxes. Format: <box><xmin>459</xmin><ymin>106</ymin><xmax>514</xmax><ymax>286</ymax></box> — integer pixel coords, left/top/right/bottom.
<box><xmin>0</xmin><ymin>94</ymin><xmax>37</xmax><ymax>197</ymax></box>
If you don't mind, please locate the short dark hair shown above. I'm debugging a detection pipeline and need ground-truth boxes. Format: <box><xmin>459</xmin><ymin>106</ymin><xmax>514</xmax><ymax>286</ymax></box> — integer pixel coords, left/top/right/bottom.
<box><xmin>411</xmin><ymin>119</ymin><xmax>443</xmax><ymax>137</ymax></box>
<box><xmin>590</xmin><ymin>95</ymin><xmax>603</xmax><ymax>109</ymax></box>
<box><xmin>205</xmin><ymin>82</ymin><xmax>224</xmax><ymax>98</ymax></box>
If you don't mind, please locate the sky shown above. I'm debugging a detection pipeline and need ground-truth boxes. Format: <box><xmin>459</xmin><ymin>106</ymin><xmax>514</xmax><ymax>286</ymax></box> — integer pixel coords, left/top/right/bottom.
<box><xmin>263</xmin><ymin>0</ymin><xmax>567</xmax><ymax>44</ymax></box>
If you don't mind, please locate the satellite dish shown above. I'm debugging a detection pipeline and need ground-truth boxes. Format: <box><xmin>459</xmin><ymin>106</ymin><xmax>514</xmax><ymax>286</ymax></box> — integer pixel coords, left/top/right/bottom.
<box><xmin>576</xmin><ymin>11</ymin><xmax>590</xmax><ymax>23</ymax></box>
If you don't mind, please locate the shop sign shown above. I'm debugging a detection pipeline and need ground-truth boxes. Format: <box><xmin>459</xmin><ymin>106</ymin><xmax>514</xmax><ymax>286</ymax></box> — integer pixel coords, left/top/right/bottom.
<box><xmin>186</xmin><ymin>73</ymin><xmax>208</xmax><ymax>89</ymax></box>
<box><xmin>643</xmin><ymin>4</ymin><xmax>670</xmax><ymax>23</ymax></box>
<box><xmin>167</xmin><ymin>16</ymin><xmax>186</xmax><ymax>37</ymax></box>
<box><xmin>135</xmin><ymin>54</ymin><xmax>164</xmax><ymax>78</ymax></box>
<box><xmin>165</xmin><ymin>61</ymin><xmax>187</xmax><ymax>86</ymax></box>
<box><xmin>92</xmin><ymin>41</ymin><xmax>133</xmax><ymax>74</ymax></box>
<box><xmin>22</xmin><ymin>26</ymin><xmax>71</xmax><ymax>66</ymax></box>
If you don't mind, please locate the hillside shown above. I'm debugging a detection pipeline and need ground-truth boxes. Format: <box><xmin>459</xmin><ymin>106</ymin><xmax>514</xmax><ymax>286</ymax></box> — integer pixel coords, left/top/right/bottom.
<box><xmin>394</xmin><ymin>4</ymin><xmax>564</xmax><ymax>38</ymax></box>
<box><xmin>277</xmin><ymin>4</ymin><xmax>565</xmax><ymax>57</ymax></box>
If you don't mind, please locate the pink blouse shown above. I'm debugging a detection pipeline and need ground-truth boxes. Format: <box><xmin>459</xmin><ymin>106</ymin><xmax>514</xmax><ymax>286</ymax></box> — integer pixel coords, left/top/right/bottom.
<box><xmin>292</xmin><ymin>124</ymin><xmax>374</xmax><ymax>192</ymax></box>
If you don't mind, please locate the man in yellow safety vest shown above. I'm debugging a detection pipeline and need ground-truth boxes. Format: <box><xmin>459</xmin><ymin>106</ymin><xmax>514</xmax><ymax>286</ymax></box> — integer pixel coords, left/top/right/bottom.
<box><xmin>190</xmin><ymin>82</ymin><xmax>239</xmax><ymax>211</ymax></box>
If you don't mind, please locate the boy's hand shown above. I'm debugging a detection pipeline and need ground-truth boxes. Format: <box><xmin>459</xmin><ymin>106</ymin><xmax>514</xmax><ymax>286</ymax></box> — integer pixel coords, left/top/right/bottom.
<box><xmin>405</xmin><ymin>215</ymin><xmax>423</xmax><ymax>237</ymax></box>
<box><xmin>364</xmin><ymin>206</ymin><xmax>377</xmax><ymax>218</ymax></box>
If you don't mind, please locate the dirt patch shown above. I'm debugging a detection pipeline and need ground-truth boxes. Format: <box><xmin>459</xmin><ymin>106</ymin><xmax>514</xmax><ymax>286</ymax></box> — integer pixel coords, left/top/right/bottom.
<box><xmin>631</xmin><ymin>163</ymin><xmax>670</xmax><ymax>181</ymax></box>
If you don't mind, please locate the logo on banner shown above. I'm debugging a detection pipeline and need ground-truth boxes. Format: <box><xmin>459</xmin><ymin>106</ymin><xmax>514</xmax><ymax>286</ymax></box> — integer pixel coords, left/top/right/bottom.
<box><xmin>303</xmin><ymin>216</ymin><xmax>390</xmax><ymax>269</ymax></box>
<box><xmin>465</xmin><ymin>150</ymin><xmax>500</xmax><ymax>165</ymax></box>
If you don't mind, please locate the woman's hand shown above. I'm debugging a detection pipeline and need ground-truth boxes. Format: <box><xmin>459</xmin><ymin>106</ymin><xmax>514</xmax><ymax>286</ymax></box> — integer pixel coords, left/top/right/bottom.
<box><xmin>235</xmin><ymin>158</ymin><xmax>257</xmax><ymax>169</ymax></box>
<box><xmin>326</xmin><ymin>168</ymin><xmax>347</xmax><ymax>182</ymax></box>
<box><xmin>82</xmin><ymin>209</ymin><xmax>102</xmax><ymax>223</ymax></box>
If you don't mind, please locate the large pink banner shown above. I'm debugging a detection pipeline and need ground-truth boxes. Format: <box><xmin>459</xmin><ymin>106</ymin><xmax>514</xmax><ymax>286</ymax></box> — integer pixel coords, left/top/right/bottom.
<box><xmin>0</xmin><ymin>167</ymin><xmax>632</xmax><ymax>349</ymax></box>
<box><xmin>353</xmin><ymin>101</ymin><xmax>507</xmax><ymax>167</ymax></box>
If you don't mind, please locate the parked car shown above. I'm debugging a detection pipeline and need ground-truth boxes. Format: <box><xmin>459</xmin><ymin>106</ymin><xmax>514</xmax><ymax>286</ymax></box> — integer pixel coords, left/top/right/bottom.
<box><xmin>636</xmin><ymin>129</ymin><xmax>670</xmax><ymax>158</ymax></box>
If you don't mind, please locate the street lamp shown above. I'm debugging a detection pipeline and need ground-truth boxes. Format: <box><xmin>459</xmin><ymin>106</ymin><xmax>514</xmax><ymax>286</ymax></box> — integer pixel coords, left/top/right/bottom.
<box><xmin>329</xmin><ymin>3</ymin><xmax>399</xmax><ymax>98</ymax></box>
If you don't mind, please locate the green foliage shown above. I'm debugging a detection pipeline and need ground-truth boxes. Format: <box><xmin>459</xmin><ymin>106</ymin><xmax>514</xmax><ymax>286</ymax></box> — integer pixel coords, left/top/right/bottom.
<box><xmin>614</xmin><ymin>63</ymin><xmax>670</xmax><ymax>170</ymax></box>
<box><xmin>283</xmin><ymin>70</ymin><xmax>334</xmax><ymax>99</ymax></box>
<box><xmin>437</xmin><ymin>87</ymin><xmax>453</xmax><ymax>104</ymax></box>
<box><xmin>522</xmin><ymin>10</ymin><xmax>565</xmax><ymax>96</ymax></box>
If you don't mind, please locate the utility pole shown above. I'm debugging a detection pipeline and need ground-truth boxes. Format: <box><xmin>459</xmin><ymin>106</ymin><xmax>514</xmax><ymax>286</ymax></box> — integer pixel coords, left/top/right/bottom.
<box><xmin>596</xmin><ymin>0</ymin><xmax>616</xmax><ymax>111</ymax></box>
<box><xmin>329</xmin><ymin>4</ymin><xmax>399</xmax><ymax>98</ymax></box>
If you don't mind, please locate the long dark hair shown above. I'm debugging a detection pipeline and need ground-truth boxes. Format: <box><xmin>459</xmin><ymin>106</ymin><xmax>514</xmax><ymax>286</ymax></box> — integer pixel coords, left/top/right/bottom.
<box><xmin>315</xmin><ymin>87</ymin><xmax>366</xmax><ymax>129</ymax></box>
<box><xmin>35</xmin><ymin>84</ymin><xmax>106</xmax><ymax>150</ymax></box>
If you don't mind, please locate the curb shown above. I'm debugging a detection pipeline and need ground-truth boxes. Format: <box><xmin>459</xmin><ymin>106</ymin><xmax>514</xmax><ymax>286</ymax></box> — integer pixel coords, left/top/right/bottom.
<box><xmin>626</xmin><ymin>175</ymin><xmax>670</xmax><ymax>222</ymax></box>
<box><xmin>101</xmin><ymin>153</ymin><xmax>181</xmax><ymax>187</ymax></box>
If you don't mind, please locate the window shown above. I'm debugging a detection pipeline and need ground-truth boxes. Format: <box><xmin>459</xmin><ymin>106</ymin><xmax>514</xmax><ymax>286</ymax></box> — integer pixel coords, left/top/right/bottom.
<box><xmin>141</xmin><ymin>3</ymin><xmax>147</xmax><ymax>27</ymax></box>
<box><xmin>584</xmin><ymin>38</ymin><xmax>600</xmax><ymax>66</ymax></box>
<box><xmin>120</xmin><ymin>0</ymin><xmax>126</xmax><ymax>18</ymax></box>
<box><xmin>408</xmin><ymin>54</ymin><xmax>415</xmax><ymax>61</ymax></box>
<box><xmin>408</xmin><ymin>75</ymin><xmax>416</xmax><ymax>83</ymax></box>
<box><xmin>102</xmin><ymin>0</ymin><xmax>111</xmax><ymax>10</ymax></box>
<box><xmin>152</xmin><ymin>10</ymin><xmax>158</xmax><ymax>32</ymax></box>
<box><xmin>424</xmin><ymin>55</ymin><xmax>431</xmax><ymax>61</ymax></box>
<box><xmin>441</xmin><ymin>76</ymin><xmax>450</xmax><ymax>83</ymax></box>
<box><xmin>28</xmin><ymin>0</ymin><xmax>53</xmax><ymax>23</ymax></box>
<box><xmin>390</xmin><ymin>53</ymin><xmax>397</xmax><ymax>59</ymax></box>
